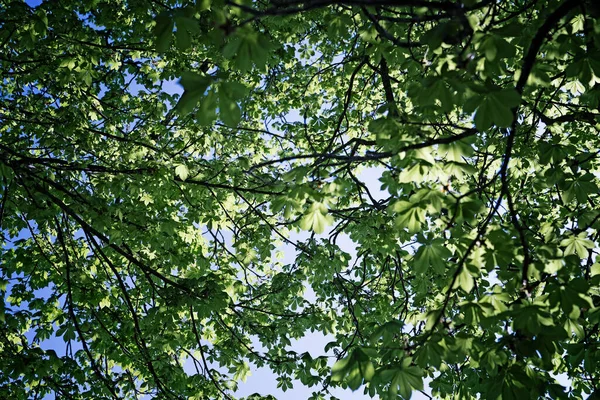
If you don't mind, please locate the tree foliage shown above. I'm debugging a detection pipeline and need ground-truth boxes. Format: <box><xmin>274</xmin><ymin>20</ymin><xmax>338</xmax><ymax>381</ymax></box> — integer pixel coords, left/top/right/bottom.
<box><xmin>1</xmin><ymin>0</ymin><xmax>600</xmax><ymax>399</ymax></box>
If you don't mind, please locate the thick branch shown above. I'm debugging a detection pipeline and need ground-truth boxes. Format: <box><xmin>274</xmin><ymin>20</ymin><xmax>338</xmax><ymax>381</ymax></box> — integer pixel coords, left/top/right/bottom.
<box><xmin>516</xmin><ymin>0</ymin><xmax>579</xmax><ymax>93</ymax></box>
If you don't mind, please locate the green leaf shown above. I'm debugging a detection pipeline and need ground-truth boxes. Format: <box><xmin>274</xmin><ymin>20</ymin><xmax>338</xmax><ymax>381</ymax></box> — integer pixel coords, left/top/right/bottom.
<box><xmin>197</xmin><ymin>89</ymin><xmax>218</xmax><ymax>125</ymax></box>
<box><xmin>413</xmin><ymin>239</ymin><xmax>451</xmax><ymax>274</ymax></box>
<box><xmin>474</xmin><ymin>89</ymin><xmax>521</xmax><ymax>130</ymax></box>
<box><xmin>331</xmin><ymin>349</ymin><xmax>375</xmax><ymax>391</ymax></box>
<box><xmin>439</xmin><ymin>137</ymin><xmax>475</xmax><ymax>162</ymax></box>
<box><xmin>300</xmin><ymin>202</ymin><xmax>333</xmax><ymax>234</ymax></box>
<box><xmin>154</xmin><ymin>14</ymin><xmax>174</xmax><ymax>52</ymax></box>
<box><xmin>415</xmin><ymin>339</ymin><xmax>445</xmax><ymax>368</ymax></box>
<box><xmin>175</xmin><ymin>164</ymin><xmax>189</xmax><ymax>181</ymax></box>
<box><xmin>220</xmin><ymin>81</ymin><xmax>248</xmax><ymax>101</ymax></box>
<box><xmin>176</xmin><ymin>16</ymin><xmax>201</xmax><ymax>35</ymax></box>
<box><xmin>430</xmin><ymin>79</ymin><xmax>454</xmax><ymax>111</ymax></box>
<box><xmin>474</xmin><ymin>97</ymin><xmax>495</xmax><ymax>131</ymax></box>
<box><xmin>591</xmin><ymin>263</ymin><xmax>600</xmax><ymax>277</ymax></box>
<box><xmin>175</xmin><ymin>26</ymin><xmax>191</xmax><ymax>50</ymax></box>
<box><xmin>223</xmin><ymin>30</ymin><xmax>271</xmax><ymax>72</ymax></box>
<box><xmin>218</xmin><ymin>81</ymin><xmax>245</xmax><ymax>126</ymax></box>
<box><xmin>480</xmin><ymin>35</ymin><xmax>497</xmax><ymax>61</ymax></box>
<box><xmin>384</xmin><ymin>358</ymin><xmax>424</xmax><ymax>399</ymax></box>
<box><xmin>276</xmin><ymin>376</ymin><xmax>293</xmax><ymax>392</ymax></box>
<box><xmin>233</xmin><ymin>361</ymin><xmax>251</xmax><ymax>382</ymax></box>
<box><xmin>560</xmin><ymin>233</ymin><xmax>594</xmax><ymax>259</ymax></box>
<box><xmin>393</xmin><ymin>201</ymin><xmax>426</xmax><ymax>233</ymax></box>
<box><xmin>453</xmin><ymin>267</ymin><xmax>474</xmax><ymax>293</ymax></box>
<box><xmin>176</xmin><ymin>72</ymin><xmax>212</xmax><ymax>114</ymax></box>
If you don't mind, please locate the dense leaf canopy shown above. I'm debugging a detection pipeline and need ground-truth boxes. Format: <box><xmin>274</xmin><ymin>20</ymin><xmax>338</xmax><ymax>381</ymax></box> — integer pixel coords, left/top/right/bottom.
<box><xmin>2</xmin><ymin>0</ymin><xmax>600</xmax><ymax>399</ymax></box>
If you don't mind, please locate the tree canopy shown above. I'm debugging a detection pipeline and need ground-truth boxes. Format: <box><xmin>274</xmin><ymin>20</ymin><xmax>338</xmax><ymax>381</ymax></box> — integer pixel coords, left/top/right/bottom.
<box><xmin>1</xmin><ymin>0</ymin><xmax>600</xmax><ymax>399</ymax></box>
